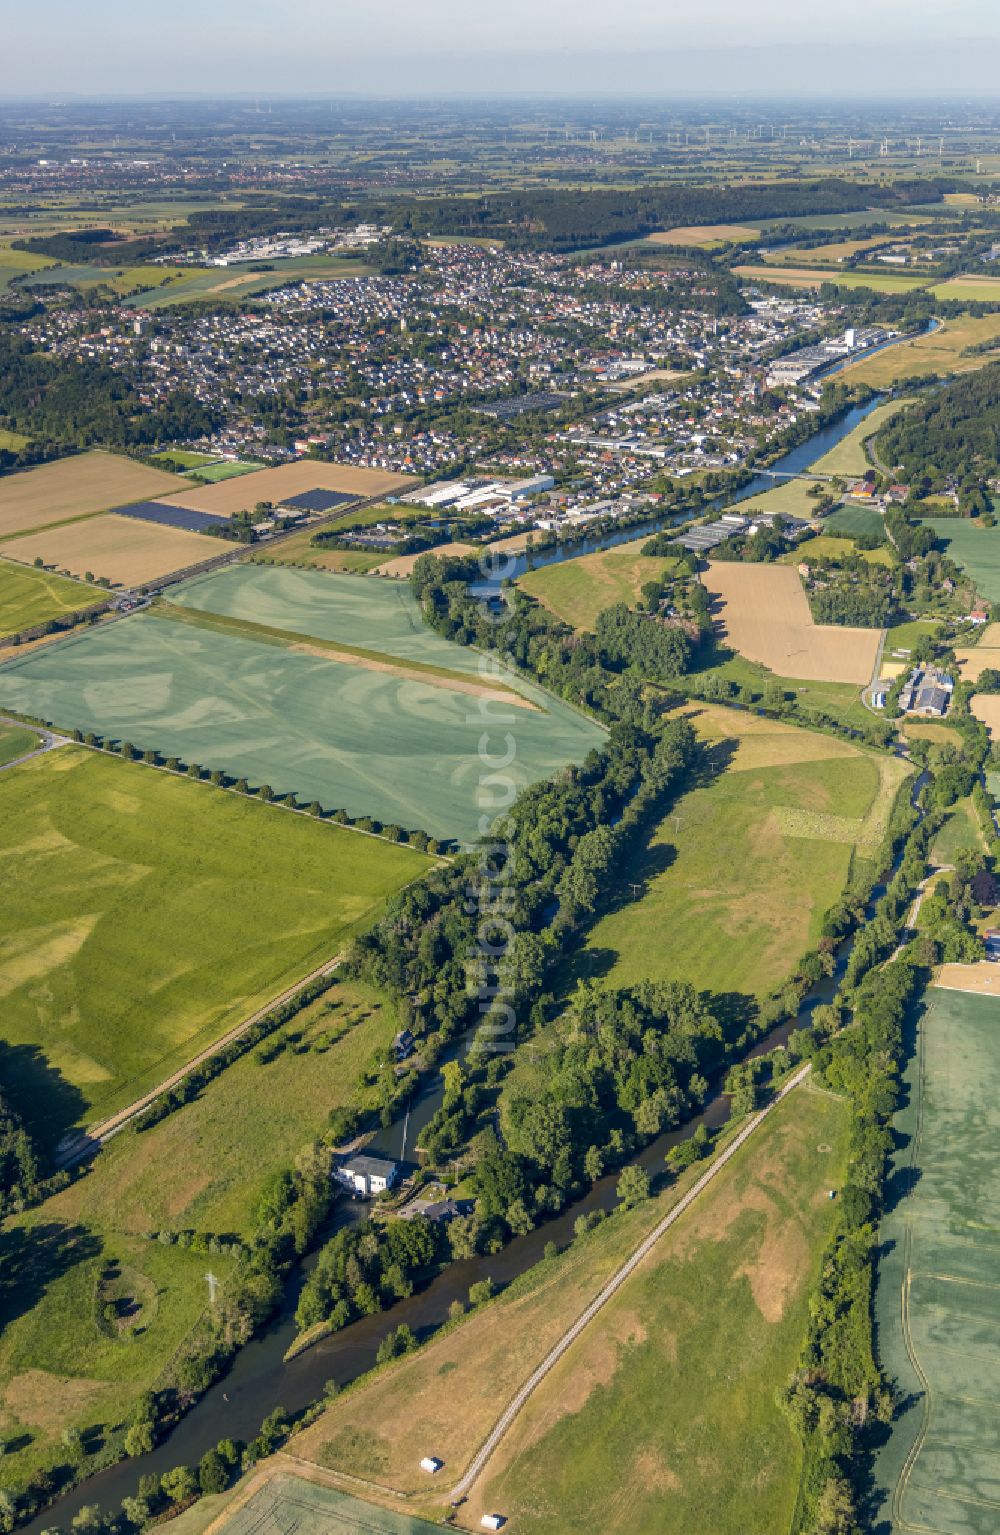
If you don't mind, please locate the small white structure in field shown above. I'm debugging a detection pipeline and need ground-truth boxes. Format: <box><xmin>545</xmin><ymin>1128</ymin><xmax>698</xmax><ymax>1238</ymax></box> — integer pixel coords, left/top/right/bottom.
<box><xmin>481</xmin><ymin>1517</ymin><xmax>506</xmax><ymax>1531</ymax></box>
<box><xmin>420</xmin><ymin>1456</ymin><xmax>443</xmax><ymax>1474</ymax></box>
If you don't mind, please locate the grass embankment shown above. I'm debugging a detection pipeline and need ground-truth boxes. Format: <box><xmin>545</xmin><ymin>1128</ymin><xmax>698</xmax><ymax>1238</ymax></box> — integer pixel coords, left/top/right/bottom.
<box><xmin>518</xmin><ymin>546</ymin><xmax>681</xmax><ymax>631</ymax></box>
<box><xmin>808</xmin><ymin>398</ymin><xmax>913</xmax><ymax>478</ymax></box>
<box><xmin>292</xmin><ymin>1083</ymin><xmax>848</xmax><ymax>1535</ymax></box>
<box><xmin>574</xmin><ymin>705</ymin><xmax>911</xmax><ymax>999</ymax></box>
<box><xmin>0</xmin><ymin>747</ymin><xmax>426</xmax><ymax>1136</ymax></box>
<box><xmin>0</xmin><ymin>558</ymin><xmax>104</xmax><ymax>639</ymax></box>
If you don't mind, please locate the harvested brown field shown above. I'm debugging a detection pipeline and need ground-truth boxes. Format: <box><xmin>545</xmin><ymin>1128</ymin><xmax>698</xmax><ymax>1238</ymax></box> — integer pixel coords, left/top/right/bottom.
<box><xmin>971</xmin><ymin>694</ymin><xmax>1000</xmax><ymax>737</ymax></box>
<box><xmin>373</xmin><ymin>541</ymin><xmax>478</xmax><ymax>577</ymax></box>
<box><xmin>934</xmin><ymin>961</ymin><xmax>1000</xmax><ymax>995</ymax></box>
<box><xmin>703</xmin><ymin>561</ymin><xmax>881</xmax><ymax>684</ymax></box>
<box><xmin>651</xmin><ymin>224</ymin><xmax>760</xmax><ymax>246</ymax></box>
<box><xmin>0</xmin><ymin>514</ymin><xmax>220</xmax><ymax>587</ymax></box>
<box><xmin>0</xmin><ymin>452</ymin><xmax>186</xmax><ymax>539</ymax></box>
<box><xmin>955</xmin><ymin>645</ymin><xmax>1000</xmax><ymax>683</ymax></box>
<box><xmin>162</xmin><ymin>462</ymin><xmax>418</xmax><ymax>519</ymax></box>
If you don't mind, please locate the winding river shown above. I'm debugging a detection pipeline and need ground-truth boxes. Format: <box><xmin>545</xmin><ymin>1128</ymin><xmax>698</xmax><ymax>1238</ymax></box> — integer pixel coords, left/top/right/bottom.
<box><xmin>21</xmin><ymin>400</ymin><xmax>913</xmax><ymax>1531</ymax></box>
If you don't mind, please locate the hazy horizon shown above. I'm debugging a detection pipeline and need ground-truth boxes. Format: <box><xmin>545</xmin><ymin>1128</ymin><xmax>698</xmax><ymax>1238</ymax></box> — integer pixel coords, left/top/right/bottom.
<box><xmin>7</xmin><ymin>1</ymin><xmax>1000</xmax><ymax>98</ymax></box>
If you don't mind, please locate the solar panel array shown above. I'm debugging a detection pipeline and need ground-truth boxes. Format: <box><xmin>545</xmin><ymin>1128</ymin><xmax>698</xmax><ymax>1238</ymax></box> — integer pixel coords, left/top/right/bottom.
<box><xmin>111</xmin><ymin>501</ymin><xmax>230</xmax><ymax>534</ymax></box>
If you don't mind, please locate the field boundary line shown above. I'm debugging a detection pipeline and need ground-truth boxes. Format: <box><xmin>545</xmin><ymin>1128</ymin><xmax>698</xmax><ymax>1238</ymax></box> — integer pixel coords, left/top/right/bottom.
<box><xmin>448</xmin><ymin>1062</ymin><xmax>812</xmax><ymax>1504</ymax></box>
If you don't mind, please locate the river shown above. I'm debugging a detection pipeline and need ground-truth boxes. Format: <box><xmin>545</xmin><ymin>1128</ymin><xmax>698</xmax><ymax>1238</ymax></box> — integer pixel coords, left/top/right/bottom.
<box><xmin>470</xmin><ymin>397</ymin><xmax>885</xmax><ymax>599</ymax></box>
<box><xmin>21</xmin><ymin>401</ymin><xmax>912</xmax><ymax>1530</ymax></box>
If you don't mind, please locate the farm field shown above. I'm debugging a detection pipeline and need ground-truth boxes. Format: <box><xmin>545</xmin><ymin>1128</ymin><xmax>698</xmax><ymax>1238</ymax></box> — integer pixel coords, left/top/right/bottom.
<box><xmin>161</xmin><ymin>461</ymin><xmax>416</xmax><ymax>517</ymax></box>
<box><xmin>0</xmin><ymin>746</ymin><xmax>424</xmax><ymax>1137</ymax></box>
<box><xmin>725</xmin><ymin>477</ymin><xmax>829</xmax><ymax>520</ymax></box>
<box><xmin>26</xmin><ymin>976</ymin><xmax>401</xmax><ymax>1244</ymax></box>
<box><xmin>0</xmin><ymin>513</ymin><xmax>220</xmax><ymax>587</ymax></box>
<box><xmin>930</xmin><ymin>274</ymin><xmax>1000</xmax><ymax>302</ymax></box>
<box><xmin>954</xmin><ymin>639</ymin><xmax>1000</xmax><ymax>683</ymax></box>
<box><xmin>184</xmin><ymin>460</ymin><xmax>266</xmax><ymax>482</ymax></box>
<box><xmin>784</xmin><ymin>535</ymin><xmax>895</xmax><ymax>568</ymax></box>
<box><xmin>970</xmin><ymin>693</ymin><xmax>1000</xmax><ymax>739</ymax></box>
<box><xmin>0</xmin><ymin>722</ymin><xmax>38</xmax><ymax>764</ymax></box>
<box><xmin>120</xmin><ymin>255</ymin><xmax>373</xmax><ymax>308</ymax></box>
<box><xmin>0</xmin><ymin>609</ymin><xmax>604</xmax><ymax>845</ymax></box>
<box><xmin>841</xmin><ymin>311</ymin><xmax>1000</xmax><ymax>387</ymax></box>
<box><xmin>823</xmin><ymin>502</ymin><xmax>886</xmax><ymax>539</ymax></box>
<box><xmin>250</xmin><ymin>531</ymin><xmax>387</xmax><ymax>574</ymax></box>
<box><xmin>518</xmin><ymin>544</ymin><xmax>681</xmax><ymax>630</ymax></box>
<box><xmin>148</xmin><ymin>450</ymin><xmax>219</xmax><ymax>472</ymax></box>
<box><xmin>0</xmin><ymin>452</ymin><xmax>187</xmax><ymax>539</ymax></box>
<box><xmin>809</xmin><ymin>398</ymin><xmax>913</xmax><ymax>477</ymax></box>
<box><xmin>873</xmin><ymin>986</ymin><xmax>1000</xmax><ymax>1535</ymax></box>
<box><xmin>213</xmin><ymin>1475</ymin><xmax>442</xmax><ymax>1535</ymax></box>
<box><xmin>702</xmin><ymin>560</ymin><xmax>882</xmax><ymax>684</ymax></box>
<box><xmin>733</xmin><ymin>264</ymin><xmax>928</xmax><ymax>292</ymax></box>
<box><xmin>575</xmin><ymin>703</ymin><xmax>909</xmax><ymax>1000</ymax></box>
<box><xmin>0</xmin><ymin>558</ymin><xmax>103</xmax><ymax>639</ymax></box>
<box><xmin>931</xmin><ymin>795</ymin><xmax>985</xmax><ymax>864</ymax></box>
<box><xmin>884</xmin><ymin>618</ymin><xmax>941</xmax><ymax>655</ymax></box>
<box><xmin>650</xmin><ymin>222</ymin><xmax>761</xmax><ymax>245</ymax></box>
<box><xmin>686</xmin><ymin>649</ymin><xmax>875</xmax><ymax>730</ymax></box>
<box><xmin>293</xmin><ymin>1082</ymin><xmax>848</xmax><ymax>1535</ymax></box>
<box><xmin>920</xmin><ymin>518</ymin><xmax>1000</xmax><ymax>603</ymax></box>
<box><xmin>373</xmin><ymin>541</ymin><xmax>478</xmax><ymax>577</ymax></box>
<box><xmin>766</xmin><ymin>234</ymin><xmax>913</xmax><ymax>266</ymax></box>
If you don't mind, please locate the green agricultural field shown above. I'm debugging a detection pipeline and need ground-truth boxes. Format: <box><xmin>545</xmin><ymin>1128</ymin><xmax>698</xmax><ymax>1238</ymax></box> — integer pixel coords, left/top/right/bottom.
<box><xmin>930</xmin><ymin>276</ymin><xmax>1000</xmax><ymax>303</ymax></box>
<box><xmin>0</xmin><ymin>606</ymin><xmax>604</xmax><ymax>846</ymax></box>
<box><xmin>0</xmin><ymin>557</ymin><xmax>102</xmax><ymax>639</ymax></box>
<box><xmin>519</xmin><ymin>544</ymin><xmax>681</xmax><ymax>630</ymax></box>
<box><xmin>169</xmin><ymin>564</ymin><xmax>491</xmax><ymax>674</ymax></box>
<box><xmin>931</xmin><ymin>795</ymin><xmax>985</xmax><ymax>864</ymax></box>
<box><xmin>575</xmin><ymin>705</ymin><xmax>910</xmax><ymax>1001</ymax></box>
<box><xmin>252</xmin><ymin>532</ymin><xmax>389</xmax><ymax>573</ymax></box>
<box><xmin>294</xmin><ymin>1082</ymin><xmax>847</xmax><ymax>1535</ymax></box>
<box><xmin>734</xmin><ymin>264</ymin><xmax>928</xmax><ymax>293</ymax></box>
<box><xmin>884</xmin><ymin>618</ymin><xmax>942</xmax><ymax>654</ymax></box>
<box><xmin>148</xmin><ymin>449</ymin><xmax>219</xmax><ymax>471</ymax></box>
<box><xmin>783</xmin><ymin>534</ymin><xmax>895</xmax><ymax>568</ymax></box>
<box><xmin>809</xmin><ymin>398</ymin><xmax>913</xmax><ymax>478</ymax></box>
<box><xmin>921</xmin><ymin>519</ymin><xmax>1000</xmax><ymax>603</ymax></box>
<box><xmin>873</xmin><ymin>986</ymin><xmax>1000</xmax><ymax>1535</ymax></box>
<box><xmin>218</xmin><ymin>1477</ymin><xmax>442</xmax><ymax>1535</ymax></box>
<box><xmin>822</xmin><ymin>503</ymin><xmax>887</xmax><ymax>539</ymax></box>
<box><xmin>0</xmin><ymin>746</ymin><xmax>425</xmax><ymax>1138</ymax></box>
<box><xmin>725</xmin><ymin>477</ymin><xmax>830</xmax><ymax>520</ymax></box>
<box><xmin>121</xmin><ymin>255</ymin><xmax>372</xmax><ymax>309</ymax></box>
<box><xmin>185</xmin><ymin>459</ymin><xmax>267</xmax><ymax>482</ymax></box>
<box><xmin>0</xmin><ymin>722</ymin><xmax>38</xmax><ymax>765</ymax></box>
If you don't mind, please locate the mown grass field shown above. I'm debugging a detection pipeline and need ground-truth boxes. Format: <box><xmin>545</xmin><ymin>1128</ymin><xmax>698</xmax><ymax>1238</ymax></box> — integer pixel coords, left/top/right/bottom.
<box><xmin>294</xmin><ymin>1083</ymin><xmax>847</xmax><ymax>1535</ymax></box>
<box><xmin>251</xmin><ymin>530</ymin><xmax>388</xmax><ymax>574</ymax></box>
<box><xmin>0</xmin><ymin>747</ymin><xmax>425</xmax><ymax>1137</ymax></box>
<box><xmin>575</xmin><ymin>705</ymin><xmax>910</xmax><ymax>1000</ymax></box>
<box><xmin>726</xmin><ymin>477</ymin><xmax>830</xmax><ymax>520</ymax></box>
<box><xmin>518</xmin><ymin>545</ymin><xmax>681</xmax><ymax>630</ymax></box>
<box><xmin>930</xmin><ymin>275</ymin><xmax>1000</xmax><ymax>303</ymax></box>
<box><xmin>885</xmin><ymin>618</ymin><xmax>942</xmax><ymax>655</ymax></box>
<box><xmin>733</xmin><ymin>264</ymin><xmax>928</xmax><ymax>292</ymax></box>
<box><xmin>0</xmin><ymin>558</ymin><xmax>103</xmax><ymax>639</ymax></box>
<box><xmin>783</xmin><ymin>534</ymin><xmax>895</xmax><ymax>568</ymax></box>
<box><xmin>822</xmin><ymin>502</ymin><xmax>886</xmax><ymax>539</ymax></box>
<box><xmin>931</xmin><ymin>795</ymin><xmax>985</xmax><ymax>864</ymax></box>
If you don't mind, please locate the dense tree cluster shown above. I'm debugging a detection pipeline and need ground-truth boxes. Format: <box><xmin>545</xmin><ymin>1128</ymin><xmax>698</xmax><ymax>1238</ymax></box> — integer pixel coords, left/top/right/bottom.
<box><xmin>295</xmin><ymin>1215</ymin><xmax>437</xmax><ymax>1332</ymax></box>
<box><xmin>875</xmin><ymin>363</ymin><xmax>1000</xmax><ymax>486</ymax></box>
<box><xmin>0</xmin><ymin>1075</ymin><xmax>40</xmax><ymax>1221</ymax></box>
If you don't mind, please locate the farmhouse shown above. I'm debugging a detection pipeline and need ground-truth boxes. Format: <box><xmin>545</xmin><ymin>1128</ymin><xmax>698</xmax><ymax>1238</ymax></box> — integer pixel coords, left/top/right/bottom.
<box><xmin>898</xmin><ymin>665</ymin><xmax>954</xmax><ymax>718</ymax></box>
<box><xmin>333</xmin><ymin>1152</ymin><xmax>400</xmax><ymax>1198</ymax></box>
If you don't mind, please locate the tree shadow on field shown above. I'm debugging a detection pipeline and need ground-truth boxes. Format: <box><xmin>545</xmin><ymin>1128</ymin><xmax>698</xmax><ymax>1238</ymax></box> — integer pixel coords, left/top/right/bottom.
<box><xmin>0</xmin><ymin>1041</ymin><xmax>89</xmax><ymax>1162</ymax></box>
<box><xmin>0</xmin><ymin>1222</ymin><xmax>102</xmax><ymax>1333</ymax></box>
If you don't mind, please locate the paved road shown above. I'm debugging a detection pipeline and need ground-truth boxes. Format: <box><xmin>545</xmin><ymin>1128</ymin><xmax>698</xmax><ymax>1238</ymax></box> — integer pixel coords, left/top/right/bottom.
<box><xmin>54</xmin><ymin>950</ymin><xmax>345</xmax><ymax>1169</ymax></box>
<box><xmin>447</xmin><ymin>1061</ymin><xmax>812</xmax><ymax>1505</ymax></box>
<box><xmin>0</xmin><ymin>714</ymin><xmax>71</xmax><ymax>773</ymax></box>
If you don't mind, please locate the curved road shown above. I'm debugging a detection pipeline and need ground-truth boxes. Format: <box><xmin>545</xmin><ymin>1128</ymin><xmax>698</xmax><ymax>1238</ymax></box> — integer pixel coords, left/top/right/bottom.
<box><xmin>0</xmin><ymin>713</ymin><xmax>70</xmax><ymax>772</ymax></box>
<box><xmin>448</xmin><ymin>1061</ymin><xmax>812</xmax><ymax>1505</ymax></box>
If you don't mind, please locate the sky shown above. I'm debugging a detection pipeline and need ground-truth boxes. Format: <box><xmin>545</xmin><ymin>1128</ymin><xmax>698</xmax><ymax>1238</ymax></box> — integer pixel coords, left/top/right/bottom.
<box><xmin>7</xmin><ymin>0</ymin><xmax>1000</xmax><ymax>96</ymax></box>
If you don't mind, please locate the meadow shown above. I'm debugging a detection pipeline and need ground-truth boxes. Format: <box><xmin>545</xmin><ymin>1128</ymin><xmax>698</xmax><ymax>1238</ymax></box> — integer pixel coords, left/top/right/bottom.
<box><xmin>518</xmin><ymin>544</ymin><xmax>681</xmax><ymax>630</ymax></box>
<box><xmin>702</xmin><ymin>560</ymin><xmax>881</xmax><ymax>685</ymax></box>
<box><xmin>576</xmin><ymin>704</ymin><xmax>910</xmax><ymax>1000</ymax></box>
<box><xmin>822</xmin><ymin>503</ymin><xmax>886</xmax><ymax>539</ymax></box>
<box><xmin>930</xmin><ymin>274</ymin><xmax>1000</xmax><ymax>303</ymax></box>
<box><xmin>0</xmin><ymin>559</ymin><xmax>104</xmax><ymax>639</ymax></box>
<box><xmin>293</xmin><ymin>1083</ymin><xmax>848</xmax><ymax>1535</ymax></box>
<box><xmin>733</xmin><ymin>264</ymin><xmax>928</xmax><ymax>293</ymax></box>
<box><xmin>920</xmin><ymin>518</ymin><xmax>1000</xmax><ymax>603</ymax></box>
<box><xmin>808</xmin><ymin>398</ymin><xmax>913</xmax><ymax>478</ymax></box>
<box><xmin>783</xmin><ymin>535</ymin><xmax>894</xmax><ymax>568</ymax></box>
<box><xmin>873</xmin><ymin>986</ymin><xmax>1000</xmax><ymax>1535</ymax></box>
<box><xmin>0</xmin><ymin>746</ymin><xmax>424</xmax><ymax>1137</ymax></box>
<box><xmin>725</xmin><ymin>477</ymin><xmax>829</xmax><ymax>520</ymax></box>
<box><xmin>0</xmin><ymin>452</ymin><xmax>186</xmax><ymax>539</ymax></box>
<box><xmin>0</xmin><ymin>514</ymin><xmax>220</xmax><ymax>587</ymax></box>
<box><xmin>931</xmin><ymin>796</ymin><xmax>985</xmax><ymax>864</ymax></box>
<box><xmin>841</xmin><ymin>311</ymin><xmax>1000</xmax><ymax>388</ymax></box>
<box><xmin>0</xmin><ymin>722</ymin><xmax>38</xmax><ymax>765</ymax></box>
<box><xmin>0</xmin><ymin>609</ymin><xmax>604</xmax><ymax>845</ymax></box>
<box><xmin>251</xmin><ymin>528</ymin><xmax>389</xmax><ymax>573</ymax></box>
